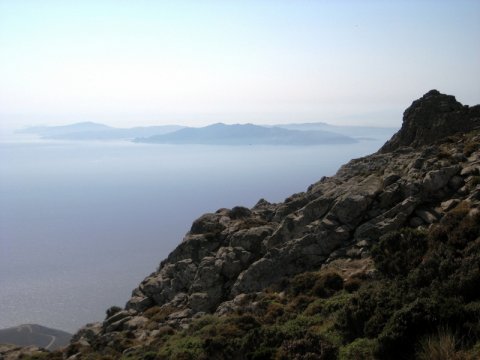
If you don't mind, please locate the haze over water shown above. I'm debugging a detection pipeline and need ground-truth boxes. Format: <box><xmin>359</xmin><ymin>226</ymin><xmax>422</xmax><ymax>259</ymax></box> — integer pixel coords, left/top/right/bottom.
<box><xmin>0</xmin><ymin>135</ymin><xmax>390</xmax><ymax>333</ymax></box>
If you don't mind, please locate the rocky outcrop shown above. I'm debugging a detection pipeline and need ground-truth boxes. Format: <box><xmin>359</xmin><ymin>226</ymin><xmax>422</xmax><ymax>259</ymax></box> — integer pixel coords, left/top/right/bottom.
<box><xmin>380</xmin><ymin>89</ymin><xmax>480</xmax><ymax>152</ymax></box>
<box><xmin>62</xmin><ymin>91</ymin><xmax>480</xmax><ymax>358</ymax></box>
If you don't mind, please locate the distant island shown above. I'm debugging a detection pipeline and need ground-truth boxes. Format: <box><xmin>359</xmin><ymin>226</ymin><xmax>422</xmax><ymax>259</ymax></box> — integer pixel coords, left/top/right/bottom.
<box><xmin>17</xmin><ymin>122</ymin><xmax>185</xmax><ymax>140</ymax></box>
<box><xmin>18</xmin><ymin>121</ymin><xmax>397</xmax><ymax>146</ymax></box>
<box><xmin>134</xmin><ymin>123</ymin><xmax>357</xmax><ymax>145</ymax></box>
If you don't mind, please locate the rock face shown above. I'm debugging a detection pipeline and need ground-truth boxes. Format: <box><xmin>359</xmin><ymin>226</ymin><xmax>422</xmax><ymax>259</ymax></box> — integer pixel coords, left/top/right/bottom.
<box><xmin>380</xmin><ymin>89</ymin><xmax>480</xmax><ymax>152</ymax></box>
<box><xmin>61</xmin><ymin>91</ymin><xmax>480</xmax><ymax>358</ymax></box>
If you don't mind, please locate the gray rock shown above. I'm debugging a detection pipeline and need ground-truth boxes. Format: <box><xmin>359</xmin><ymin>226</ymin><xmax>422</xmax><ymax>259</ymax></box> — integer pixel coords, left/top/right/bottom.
<box><xmin>346</xmin><ymin>247</ymin><xmax>363</xmax><ymax>258</ymax></box>
<box><xmin>232</xmin><ymin>258</ymin><xmax>277</xmax><ymax>295</ymax></box>
<box><xmin>415</xmin><ymin>209</ymin><xmax>440</xmax><ymax>224</ymax></box>
<box><xmin>452</xmin><ymin>153</ymin><xmax>466</xmax><ymax>162</ymax></box>
<box><xmin>126</xmin><ymin>296</ymin><xmax>153</xmax><ymax>312</ymax></box>
<box><xmin>383</xmin><ymin>174</ymin><xmax>401</xmax><ymax>187</ymax></box>
<box><xmin>378</xmin><ymin>183</ymin><xmax>402</xmax><ymax>209</ymax></box>
<box><xmin>460</xmin><ymin>164</ymin><xmax>479</xmax><ymax>176</ymax></box>
<box><xmin>167</xmin><ymin>308</ymin><xmax>193</xmax><ymax>320</ymax></box>
<box><xmin>411</xmin><ymin>158</ymin><xmax>425</xmax><ymax>170</ymax></box>
<box><xmin>332</xmin><ymin>194</ymin><xmax>371</xmax><ymax>225</ymax></box>
<box><xmin>301</xmin><ymin>197</ymin><xmax>332</xmax><ymax>222</ymax></box>
<box><xmin>124</xmin><ymin>316</ymin><xmax>149</xmax><ymax>330</ymax></box>
<box><xmin>320</xmin><ymin>218</ymin><xmax>339</xmax><ymax>229</ymax></box>
<box><xmin>229</xmin><ymin>225</ymin><xmax>273</xmax><ymax>252</ymax></box>
<box><xmin>441</xmin><ymin>199</ymin><xmax>460</xmax><ymax>211</ymax></box>
<box><xmin>188</xmin><ymin>293</ymin><xmax>212</xmax><ymax>312</ymax></box>
<box><xmin>409</xmin><ymin>216</ymin><xmax>424</xmax><ymax>227</ymax></box>
<box><xmin>215</xmin><ymin>246</ymin><xmax>253</xmax><ymax>279</ymax></box>
<box><xmin>71</xmin><ymin>322</ymin><xmax>102</xmax><ymax>344</ymax></box>
<box><xmin>355</xmin><ymin>197</ymin><xmax>419</xmax><ymax>240</ymax></box>
<box><xmin>190</xmin><ymin>213</ymin><xmax>226</xmax><ymax>234</ymax></box>
<box><xmin>105</xmin><ymin>316</ymin><xmax>132</xmax><ymax>333</ymax></box>
<box><xmin>448</xmin><ymin>175</ymin><xmax>465</xmax><ymax>190</ymax></box>
<box><xmin>356</xmin><ymin>239</ymin><xmax>370</xmax><ymax>247</ymax></box>
<box><xmin>104</xmin><ymin>310</ymin><xmax>133</xmax><ymax>327</ymax></box>
<box><xmin>422</xmin><ymin>166</ymin><xmax>460</xmax><ymax>192</ymax></box>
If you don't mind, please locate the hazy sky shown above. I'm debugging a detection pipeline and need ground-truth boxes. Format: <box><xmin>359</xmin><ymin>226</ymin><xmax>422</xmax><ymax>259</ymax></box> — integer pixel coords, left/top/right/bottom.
<box><xmin>0</xmin><ymin>0</ymin><xmax>479</xmax><ymax>129</ymax></box>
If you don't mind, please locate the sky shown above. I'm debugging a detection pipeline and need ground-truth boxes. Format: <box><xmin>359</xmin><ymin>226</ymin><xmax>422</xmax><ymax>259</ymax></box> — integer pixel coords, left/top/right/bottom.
<box><xmin>0</xmin><ymin>0</ymin><xmax>479</xmax><ymax>129</ymax></box>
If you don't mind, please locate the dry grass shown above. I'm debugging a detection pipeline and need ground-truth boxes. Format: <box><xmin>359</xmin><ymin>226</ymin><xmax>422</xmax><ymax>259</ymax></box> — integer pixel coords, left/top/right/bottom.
<box><xmin>417</xmin><ymin>329</ymin><xmax>467</xmax><ymax>360</ymax></box>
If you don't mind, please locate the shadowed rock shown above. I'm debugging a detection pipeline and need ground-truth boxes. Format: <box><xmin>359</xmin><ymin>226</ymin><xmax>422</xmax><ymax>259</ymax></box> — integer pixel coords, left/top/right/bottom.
<box><xmin>380</xmin><ymin>90</ymin><xmax>480</xmax><ymax>153</ymax></box>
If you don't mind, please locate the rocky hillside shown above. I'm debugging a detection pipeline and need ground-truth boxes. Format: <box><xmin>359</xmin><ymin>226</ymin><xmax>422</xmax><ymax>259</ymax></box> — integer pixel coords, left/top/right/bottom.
<box><xmin>9</xmin><ymin>90</ymin><xmax>480</xmax><ymax>360</ymax></box>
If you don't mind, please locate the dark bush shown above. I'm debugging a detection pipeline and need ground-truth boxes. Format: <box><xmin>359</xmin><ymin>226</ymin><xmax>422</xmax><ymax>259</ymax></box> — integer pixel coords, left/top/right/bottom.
<box><xmin>344</xmin><ymin>278</ymin><xmax>362</xmax><ymax>293</ymax></box>
<box><xmin>276</xmin><ymin>333</ymin><xmax>337</xmax><ymax>360</ymax></box>
<box><xmin>229</xmin><ymin>206</ymin><xmax>252</xmax><ymax>219</ymax></box>
<box><xmin>372</xmin><ymin>228</ymin><xmax>428</xmax><ymax>278</ymax></box>
<box><xmin>105</xmin><ymin>305</ymin><xmax>122</xmax><ymax>319</ymax></box>
<box><xmin>312</xmin><ymin>272</ymin><xmax>344</xmax><ymax>298</ymax></box>
<box><xmin>289</xmin><ymin>271</ymin><xmax>343</xmax><ymax>298</ymax></box>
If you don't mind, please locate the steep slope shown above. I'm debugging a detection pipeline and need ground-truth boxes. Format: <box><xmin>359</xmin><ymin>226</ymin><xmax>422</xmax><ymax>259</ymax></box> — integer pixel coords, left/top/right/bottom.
<box><xmin>13</xmin><ymin>90</ymin><xmax>480</xmax><ymax>359</ymax></box>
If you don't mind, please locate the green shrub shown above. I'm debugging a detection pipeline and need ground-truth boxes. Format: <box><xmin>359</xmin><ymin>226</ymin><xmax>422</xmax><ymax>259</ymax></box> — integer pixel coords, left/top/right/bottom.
<box><xmin>372</xmin><ymin>228</ymin><xmax>428</xmax><ymax>278</ymax></box>
<box><xmin>275</xmin><ymin>332</ymin><xmax>337</xmax><ymax>360</ymax></box>
<box><xmin>337</xmin><ymin>282</ymin><xmax>403</xmax><ymax>340</ymax></box>
<box><xmin>158</xmin><ymin>335</ymin><xmax>205</xmax><ymax>359</ymax></box>
<box><xmin>339</xmin><ymin>338</ymin><xmax>377</xmax><ymax>360</ymax></box>
<box><xmin>248</xmin><ymin>346</ymin><xmax>277</xmax><ymax>360</ymax></box>
<box><xmin>304</xmin><ymin>292</ymin><xmax>353</xmax><ymax>318</ymax></box>
<box><xmin>263</xmin><ymin>301</ymin><xmax>286</xmax><ymax>324</ymax></box>
<box><xmin>313</xmin><ymin>272</ymin><xmax>344</xmax><ymax>297</ymax></box>
<box><xmin>144</xmin><ymin>305</ymin><xmax>177</xmax><ymax>322</ymax></box>
<box><xmin>344</xmin><ymin>277</ymin><xmax>362</xmax><ymax>293</ymax></box>
<box><xmin>289</xmin><ymin>271</ymin><xmax>343</xmax><ymax>297</ymax></box>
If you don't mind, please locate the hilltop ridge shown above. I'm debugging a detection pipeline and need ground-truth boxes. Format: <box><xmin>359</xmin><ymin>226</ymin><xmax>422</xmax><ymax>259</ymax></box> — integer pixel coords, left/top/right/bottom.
<box><xmin>380</xmin><ymin>89</ymin><xmax>480</xmax><ymax>152</ymax></box>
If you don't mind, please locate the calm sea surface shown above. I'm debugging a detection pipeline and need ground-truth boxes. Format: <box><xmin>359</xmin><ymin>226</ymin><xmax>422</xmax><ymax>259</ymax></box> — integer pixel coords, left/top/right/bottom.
<box><xmin>0</xmin><ymin>135</ymin><xmax>391</xmax><ymax>333</ymax></box>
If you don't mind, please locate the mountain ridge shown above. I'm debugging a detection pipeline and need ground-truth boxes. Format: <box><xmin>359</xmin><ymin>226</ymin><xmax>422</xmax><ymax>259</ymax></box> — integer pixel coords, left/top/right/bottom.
<box><xmin>135</xmin><ymin>122</ymin><xmax>357</xmax><ymax>145</ymax></box>
<box><xmin>17</xmin><ymin>121</ymin><xmax>396</xmax><ymax>145</ymax></box>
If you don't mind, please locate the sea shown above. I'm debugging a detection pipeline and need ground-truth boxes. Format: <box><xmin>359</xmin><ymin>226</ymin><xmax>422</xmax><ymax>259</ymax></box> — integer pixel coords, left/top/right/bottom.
<box><xmin>0</xmin><ymin>132</ymin><xmax>394</xmax><ymax>333</ymax></box>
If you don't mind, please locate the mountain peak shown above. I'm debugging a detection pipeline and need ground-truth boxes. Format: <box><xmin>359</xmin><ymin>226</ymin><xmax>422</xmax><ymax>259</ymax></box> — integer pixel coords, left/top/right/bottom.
<box><xmin>380</xmin><ymin>90</ymin><xmax>479</xmax><ymax>152</ymax></box>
